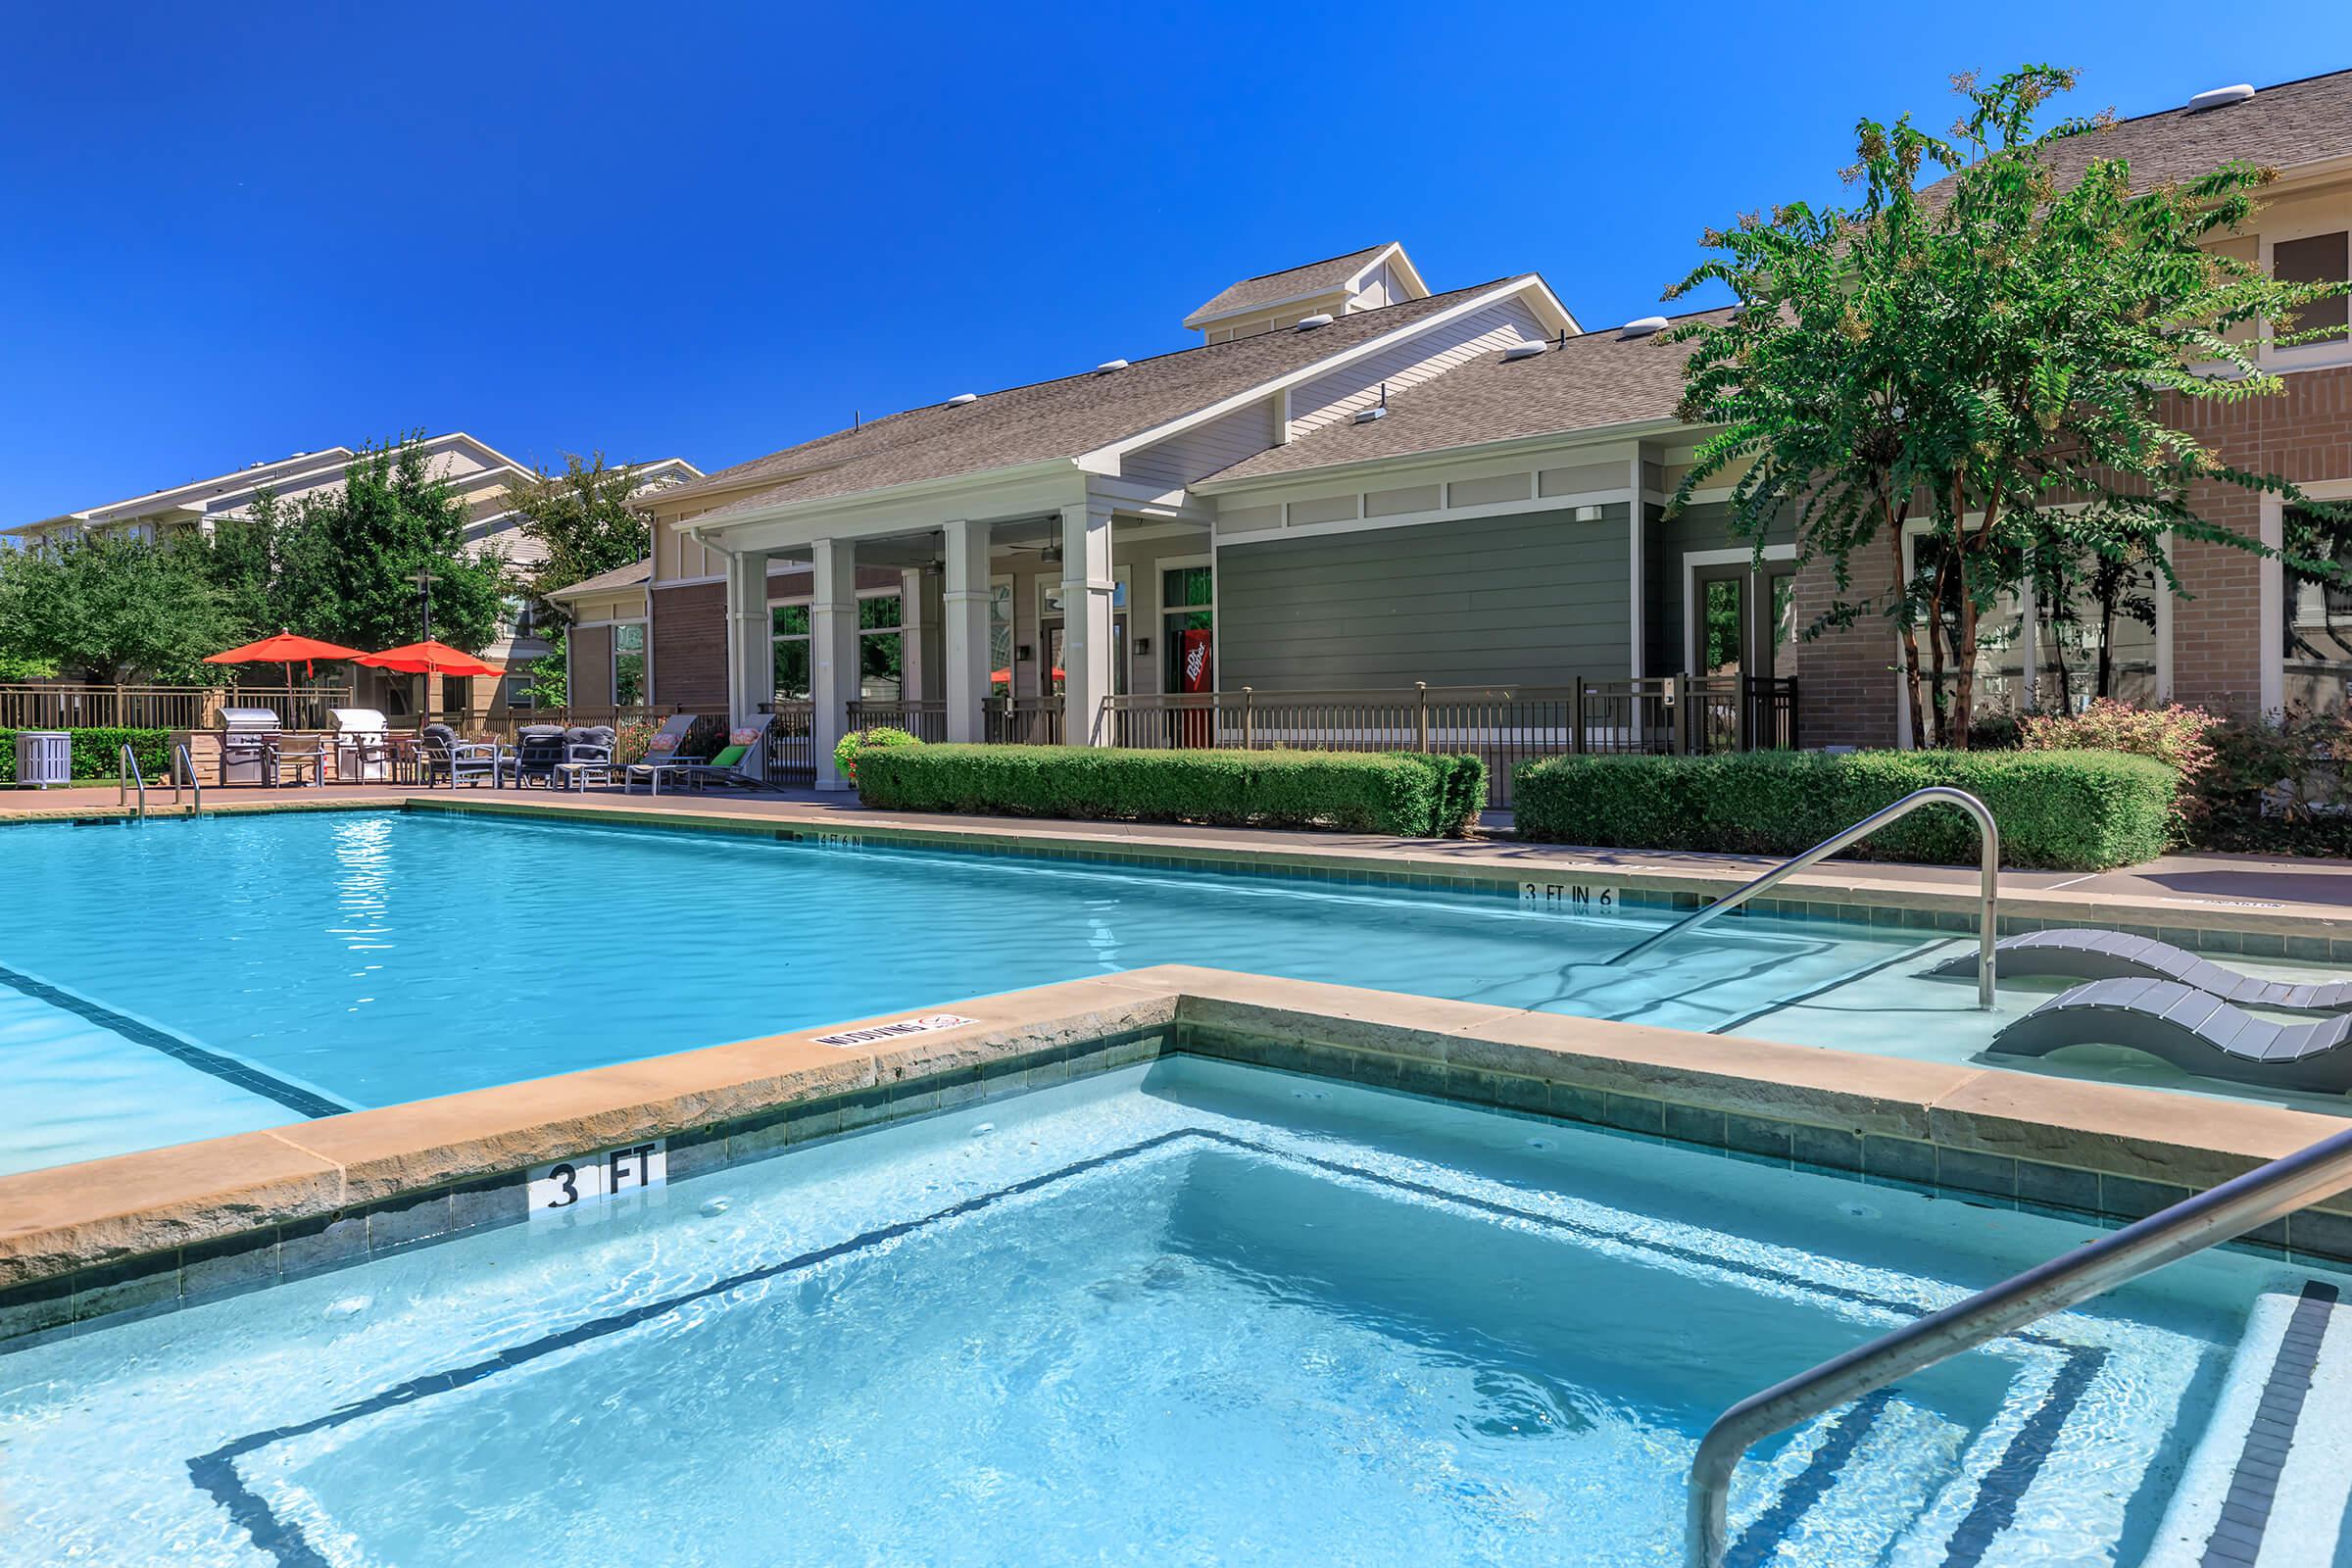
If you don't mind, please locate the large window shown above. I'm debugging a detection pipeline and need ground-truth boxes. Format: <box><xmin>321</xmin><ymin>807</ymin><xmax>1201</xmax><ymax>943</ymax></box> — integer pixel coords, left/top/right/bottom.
<box><xmin>2034</xmin><ymin>551</ymin><xmax>2159</xmax><ymax>710</ymax></box>
<box><xmin>771</xmin><ymin>605</ymin><xmax>809</xmax><ymax>701</ymax></box>
<box><xmin>2276</xmin><ymin>230</ymin><xmax>2352</xmax><ymax>348</ymax></box>
<box><xmin>989</xmin><ymin>579</ymin><xmax>1013</xmax><ymax>697</ymax></box>
<box><xmin>1904</xmin><ymin>530</ymin><xmax>2028</xmax><ymax>740</ymax></box>
<box><xmin>1161</xmin><ymin>563</ymin><xmax>1214</xmax><ymax>693</ymax></box>
<box><xmin>859</xmin><ymin>593</ymin><xmax>903</xmax><ymax>701</ymax></box>
<box><xmin>613</xmin><ymin>623</ymin><xmax>645</xmax><ymax>707</ymax></box>
<box><xmin>2284</xmin><ymin>506</ymin><xmax>2352</xmax><ymax>710</ymax></box>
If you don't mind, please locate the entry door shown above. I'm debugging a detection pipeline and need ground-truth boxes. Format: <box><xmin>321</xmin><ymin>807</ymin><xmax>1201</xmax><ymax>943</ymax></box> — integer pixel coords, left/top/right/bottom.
<box><xmin>1692</xmin><ymin>563</ymin><xmax>1797</xmax><ymax>679</ymax></box>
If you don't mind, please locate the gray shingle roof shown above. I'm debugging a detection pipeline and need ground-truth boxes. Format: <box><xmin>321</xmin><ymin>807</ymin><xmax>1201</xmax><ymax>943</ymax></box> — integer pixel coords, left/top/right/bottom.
<box><xmin>1197</xmin><ymin>311</ymin><xmax>1728</xmax><ymax>486</ymax></box>
<box><xmin>673</xmin><ymin>279</ymin><xmax>1525</xmax><ymax>523</ymax></box>
<box><xmin>1183</xmin><ymin>244</ymin><xmax>1395</xmax><ymax>326</ymax></box>
<box><xmin>547</xmin><ymin>557</ymin><xmax>651</xmax><ymax>599</ymax></box>
<box><xmin>1925</xmin><ymin>67</ymin><xmax>2352</xmax><ymax>202</ymax></box>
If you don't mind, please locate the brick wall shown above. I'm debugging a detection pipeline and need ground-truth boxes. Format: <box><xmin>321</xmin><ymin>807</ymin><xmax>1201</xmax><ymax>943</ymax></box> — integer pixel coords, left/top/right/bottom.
<box><xmin>1793</xmin><ymin>365</ymin><xmax>2352</xmax><ymax>745</ymax></box>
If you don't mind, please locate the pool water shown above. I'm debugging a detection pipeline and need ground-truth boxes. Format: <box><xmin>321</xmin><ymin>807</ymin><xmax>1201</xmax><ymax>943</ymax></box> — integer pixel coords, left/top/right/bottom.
<box><xmin>0</xmin><ymin>810</ymin><xmax>1932</xmax><ymax>1169</ymax></box>
<box><xmin>1</xmin><ymin>1059</ymin><xmax>2340</xmax><ymax>1566</ymax></box>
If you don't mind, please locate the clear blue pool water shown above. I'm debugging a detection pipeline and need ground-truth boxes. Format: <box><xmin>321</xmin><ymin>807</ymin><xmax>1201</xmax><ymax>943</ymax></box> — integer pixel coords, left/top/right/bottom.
<box><xmin>2</xmin><ymin>1059</ymin><xmax>2337</xmax><ymax>1566</ymax></box>
<box><xmin>0</xmin><ymin>809</ymin><xmax>1933</xmax><ymax>1168</ymax></box>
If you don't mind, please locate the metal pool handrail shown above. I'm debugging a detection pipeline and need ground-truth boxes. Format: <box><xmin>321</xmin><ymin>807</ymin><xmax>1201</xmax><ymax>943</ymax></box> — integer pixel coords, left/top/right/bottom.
<box><xmin>116</xmin><ymin>743</ymin><xmax>145</xmax><ymax>820</ymax></box>
<box><xmin>1605</xmin><ymin>786</ymin><xmax>1999</xmax><ymax>1011</ymax></box>
<box><xmin>1684</xmin><ymin>1119</ymin><xmax>2352</xmax><ymax>1567</ymax></box>
<box><xmin>172</xmin><ymin>742</ymin><xmax>201</xmax><ymax>813</ymax></box>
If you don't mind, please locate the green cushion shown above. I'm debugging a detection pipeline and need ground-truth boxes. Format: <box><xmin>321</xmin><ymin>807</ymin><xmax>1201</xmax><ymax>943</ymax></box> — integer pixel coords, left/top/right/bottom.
<box><xmin>709</xmin><ymin>744</ymin><xmax>749</xmax><ymax>767</ymax></box>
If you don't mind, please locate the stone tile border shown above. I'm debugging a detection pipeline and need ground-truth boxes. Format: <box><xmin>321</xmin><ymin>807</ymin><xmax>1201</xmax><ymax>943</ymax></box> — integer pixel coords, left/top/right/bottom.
<box><xmin>7</xmin><ymin>967</ymin><xmax>2352</xmax><ymax>1352</ymax></box>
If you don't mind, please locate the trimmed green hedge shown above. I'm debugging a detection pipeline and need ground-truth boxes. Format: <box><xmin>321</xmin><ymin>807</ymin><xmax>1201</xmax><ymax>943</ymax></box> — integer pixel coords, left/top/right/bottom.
<box><xmin>855</xmin><ymin>745</ymin><xmax>1486</xmax><ymax>837</ymax></box>
<box><xmin>0</xmin><ymin>727</ymin><xmax>175</xmax><ymax>785</ymax></box>
<box><xmin>1513</xmin><ymin>749</ymin><xmax>2177</xmax><ymax>871</ymax></box>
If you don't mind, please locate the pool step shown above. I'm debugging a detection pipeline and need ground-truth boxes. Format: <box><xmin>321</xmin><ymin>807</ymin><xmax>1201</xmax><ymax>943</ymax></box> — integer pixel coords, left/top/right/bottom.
<box><xmin>1727</xmin><ymin>1394</ymin><xmax>1967</xmax><ymax>1566</ymax></box>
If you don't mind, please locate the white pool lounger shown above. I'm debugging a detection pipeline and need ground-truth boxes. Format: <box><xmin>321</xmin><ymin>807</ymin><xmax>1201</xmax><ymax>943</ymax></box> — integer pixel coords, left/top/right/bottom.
<box><xmin>1990</xmin><ymin>978</ymin><xmax>2352</xmax><ymax>1092</ymax></box>
<box><xmin>1934</xmin><ymin>928</ymin><xmax>2352</xmax><ymax>1014</ymax></box>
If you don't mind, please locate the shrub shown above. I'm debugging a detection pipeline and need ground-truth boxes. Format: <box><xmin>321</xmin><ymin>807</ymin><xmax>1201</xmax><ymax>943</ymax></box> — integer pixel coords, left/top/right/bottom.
<box><xmin>1513</xmin><ymin>748</ymin><xmax>2177</xmax><ymax>871</ymax></box>
<box><xmin>854</xmin><ymin>745</ymin><xmax>1480</xmax><ymax>836</ymax></box>
<box><xmin>2198</xmin><ymin>707</ymin><xmax>2352</xmax><ymax>857</ymax></box>
<box><xmin>2021</xmin><ymin>699</ymin><xmax>2222</xmax><ymax>843</ymax></box>
<box><xmin>0</xmin><ymin>727</ymin><xmax>175</xmax><ymax>785</ymax></box>
<box><xmin>612</xmin><ymin>717</ymin><xmax>661</xmax><ymax>767</ymax></box>
<box><xmin>1395</xmin><ymin>751</ymin><xmax>1489</xmax><ymax>837</ymax></box>
<box><xmin>833</xmin><ymin>725</ymin><xmax>922</xmax><ymax>786</ymax></box>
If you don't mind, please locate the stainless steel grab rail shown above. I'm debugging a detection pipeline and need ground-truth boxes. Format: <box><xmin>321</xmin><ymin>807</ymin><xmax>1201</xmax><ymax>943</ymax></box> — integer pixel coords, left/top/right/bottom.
<box><xmin>172</xmin><ymin>742</ymin><xmax>201</xmax><ymax>813</ymax></box>
<box><xmin>1607</xmin><ymin>786</ymin><xmax>1999</xmax><ymax>1010</ymax></box>
<box><xmin>1685</xmin><ymin>1120</ymin><xmax>2352</xmax><ymax>1566</ymax></box>
<box><xmin>116</xmin><ymin>744</ymin><xmax>145</xmax><ymax>820</ymax></box>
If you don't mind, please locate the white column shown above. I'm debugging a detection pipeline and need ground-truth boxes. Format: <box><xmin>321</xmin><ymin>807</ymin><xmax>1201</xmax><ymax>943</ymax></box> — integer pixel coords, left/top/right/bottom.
<box><xmin>1060</xmin><ymin>500</ymin><xmax>1114</xmax><ymax>746</ymax></box>
<box><xmin>943</xmin><ymin>519</ymin><xmax>992</xmax><ymax>742</ymax></box>
<box><xmin>811</xmin><ymin>539</ymin><xmax>859</xmax><ymax>788</ymax></box>
<box><xmin>723</xmin><ymin>548</ymin><xmax>770</xmax><ymax>728</ymax></box>
<box><xmin>897</xmin><ymin>566</ymin><xmax>928</xmax><ymax>703</ymax></box>
<box><xmin>1627</xmin><ymin>455</ymin><xmax>1646</xmax><ymax>678</ymax></box>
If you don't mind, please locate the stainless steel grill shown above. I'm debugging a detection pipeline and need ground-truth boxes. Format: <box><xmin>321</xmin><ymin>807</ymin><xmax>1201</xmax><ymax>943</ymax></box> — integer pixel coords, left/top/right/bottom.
<box><xmin>217</xmin><ymin>706</ymin><xmax>282</xmax><ymax>786</ymax></box>
<box><xmin>329</xmin><ymin>708</ymin><xmax>390</xmax><ymax>782</ymax></box>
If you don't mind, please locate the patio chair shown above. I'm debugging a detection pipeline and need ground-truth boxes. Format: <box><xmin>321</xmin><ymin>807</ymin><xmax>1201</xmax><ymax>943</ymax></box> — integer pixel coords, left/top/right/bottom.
<box><xmin>554</xmin><ymin>726</ymin><xmax>617</xmax><ymax>792</ymax></box>
<box><xmin>500</xmin><ymin>725</ymin><xmax>569</xmax><ymax>789</ymax></box>
<box><xmin>623</xmin><ymin>713</ymin><xmax>712</xmax><ymax>795</ymax></box>
<box><xmin>417</xmin><ymin>722</ymin><xmax>499</xmax><ymax>789</ymax></box>
<box><xmin>665</xmin><ymin>720</ymin><xmax>776</xmax><ymax>792</ymax></box>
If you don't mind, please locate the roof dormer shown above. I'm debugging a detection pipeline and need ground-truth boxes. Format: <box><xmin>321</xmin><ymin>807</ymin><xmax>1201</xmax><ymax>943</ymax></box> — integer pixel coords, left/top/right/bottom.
<box><xmin>1183</xmin><ymin>242</ymin><xmax>1431</xmax><ymax>343</ymax></box>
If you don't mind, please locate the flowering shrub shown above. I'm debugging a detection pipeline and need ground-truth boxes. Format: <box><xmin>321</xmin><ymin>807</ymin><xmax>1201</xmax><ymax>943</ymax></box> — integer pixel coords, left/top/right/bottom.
<box><xmin>2020</xmin><ymin>700</ymin><xmax>2221</xmax><ymax>844</ymax></box>
<box><xmin>612</xmin><ymin>717</ymin><xmax>662</xmax><ymax>767</ymax></box>
<box><xmin>834</xmin><ymin>725</ymin><xmax>921</xmax><ymax>786</ymax></box>
<box><xmin>2200</xmin><ymin>707</ymin><xmax>2352</xmax><ymax>854</ymax></box>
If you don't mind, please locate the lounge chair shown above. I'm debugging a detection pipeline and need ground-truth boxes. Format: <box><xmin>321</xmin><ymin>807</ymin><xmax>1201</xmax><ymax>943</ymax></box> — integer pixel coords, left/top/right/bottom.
<box><xmin>623</xmin><ymin>713</ymin><xmax>710</xmax><ymax>795</ymax></box>
<box><xmin>416</xmin><ymin>722</ymin><xmax>499</xmax><ymax>788</ymax></box>
<box><xmin>500</xmin><ymin>725</ymin><xmax>569</xmax><ymax>789</ymax></box>
<box><xmin>1932</xmin><ymin>928</ymin><xmax>2352</xmax><ymax>1014</ymax></box>
<box><xmin>1989</xmin><ymin>978</ymin><xmax>2352</xmax><ymax>1093</ymax></box>
<box><xmin>553</xmin><ymin>726</ymin><xmax>616</xmax><ymax>791</ymax></box>
<box><xmin>664</xmin><ymin>720</ymin><xmax>775</xmax><ymax>791</ymax></box>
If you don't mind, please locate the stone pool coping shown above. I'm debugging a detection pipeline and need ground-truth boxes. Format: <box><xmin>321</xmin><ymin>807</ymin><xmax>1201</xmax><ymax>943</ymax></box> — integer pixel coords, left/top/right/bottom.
<box><xmin>6</xmin><ymin>965</ymin><xmax>2351</xmax><ymax>1347</ymax></box>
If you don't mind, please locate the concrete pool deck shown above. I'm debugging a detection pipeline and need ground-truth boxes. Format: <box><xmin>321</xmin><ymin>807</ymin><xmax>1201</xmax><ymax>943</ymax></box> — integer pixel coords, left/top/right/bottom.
<box><xmin>7</xmin><ymin>964</ymin><xmax>2352</xmax><ymax>1348</ymax></box>
<box><xmin>7</xmin><ymin>780</ymin><xmax>2352</xmax><ymax>946</ymax></box>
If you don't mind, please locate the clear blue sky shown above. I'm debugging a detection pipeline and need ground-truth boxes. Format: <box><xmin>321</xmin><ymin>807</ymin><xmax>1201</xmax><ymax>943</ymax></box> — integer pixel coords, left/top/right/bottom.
<box><xmin>4</xmin><ymin>2</ymin><xmax>2350</xmax><ymax>523</ymax></box>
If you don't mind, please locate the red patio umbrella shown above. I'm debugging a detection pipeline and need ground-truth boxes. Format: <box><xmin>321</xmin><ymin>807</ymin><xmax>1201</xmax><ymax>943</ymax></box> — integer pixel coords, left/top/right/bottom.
<box><xmin>991</xmin><ymin>666</ymin><xmax>1065</xmax><ymax>683</ymax></box>
<box><xmin>204</xmin><ymin>631</ymin><xmax>365</xmax><ymax>717</ymax></box>
<box><xmin>355</xmin><ymin>640</ymin><xmax>505</xmax><ymax>677</ymax></box>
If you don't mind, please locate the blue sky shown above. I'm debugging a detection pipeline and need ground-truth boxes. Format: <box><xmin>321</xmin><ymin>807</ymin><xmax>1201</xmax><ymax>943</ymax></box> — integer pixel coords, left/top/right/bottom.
<box><xmin>4</xmin><ymin>2</ymin><xmax>2350</xmax><ymax>522</ymax></box>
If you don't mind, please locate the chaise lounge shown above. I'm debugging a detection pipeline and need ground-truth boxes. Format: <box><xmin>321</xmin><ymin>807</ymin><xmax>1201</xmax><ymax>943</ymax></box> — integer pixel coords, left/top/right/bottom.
<box><xmin>1932</xmin><ymin>928</ymin><xmax>2352</xmax><ymax>1014</ymax></box>
<box><xmin>1987</xmin><ymin>976</ymin><xmax>2352</xmax><ymax>1093</ymax></box>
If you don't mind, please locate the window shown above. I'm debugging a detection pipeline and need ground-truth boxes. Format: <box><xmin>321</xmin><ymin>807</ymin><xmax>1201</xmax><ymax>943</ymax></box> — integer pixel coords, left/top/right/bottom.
<box><xmin>989</xmin><ymin>580</ymin><xmax>1013</xmax><ymax>697</ymax></box>
<box><xmin>1161</xmin><ymin>564</ymin><xmax>1214</xmax><ymax>694</ymax></box>
<box><xmin>858</xmin><ymin>593</ymin><xmax>904</xmax><ymax>702</ymax></box>
<box><xmin>2283</xmin><ymin>507</ymin><xmax>2352</xmax><ymax>710</ymax></box>
<box><xmin>2034</xmin><ymin>551</ymin><xmax>2159</xmax><ymax>711</ymax></box>
<box><xmin>1904</xmin><ymin>531</ymin><xmax>2027</xmax><ymax>740</ymax></box>
<box><xmin>2275</xmin><ymin>231</ymin><xmax>2351</xmax><ymax>347</ymax></box>
<box><xmin>504</xmin><ymin>673</ymin><xmax>536</xmax><ymax>710</ymax></box>
<box><xmin>613</xmin><ymin>623</ymin><xmax>646</xmax><ymax>707</ymax></box>
<box><xmin>771</xmin><ymin>605</ymin><xmax>810</xmax><ymax>702</ymax></box>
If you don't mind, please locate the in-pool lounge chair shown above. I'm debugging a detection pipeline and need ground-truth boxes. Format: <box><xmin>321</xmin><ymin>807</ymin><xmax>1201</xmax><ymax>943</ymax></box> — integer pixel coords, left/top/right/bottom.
<box><xmin>1989</xmin><ymin>978</ymin><xmax>2352</xmax><ymax>1093</ymax></box>
<box><xmin>1932</xmin><ymin>928</ymin><xmax>2352</xmax><ymax>1013</ymax></box>
<box><xmin>623</xmin><ymin>713</ymin><xmax>710</xmax><ymax>795</ymax></box>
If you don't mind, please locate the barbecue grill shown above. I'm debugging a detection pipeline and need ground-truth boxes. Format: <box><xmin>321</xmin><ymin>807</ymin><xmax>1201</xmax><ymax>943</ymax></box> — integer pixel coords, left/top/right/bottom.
<box><xmin>217</xmin><ymin>706</ymin><xmax>282</xmax><ymax>786</ymax></box>
<box><xmin>329</xmin><ymin>708</ymin><xmax>391</xmax><ymax>782</ymax></box>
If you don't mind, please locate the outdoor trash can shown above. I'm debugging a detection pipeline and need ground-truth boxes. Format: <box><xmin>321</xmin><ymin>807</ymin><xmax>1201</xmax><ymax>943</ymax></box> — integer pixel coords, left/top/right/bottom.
<box><xmin>14</xmin><ymin>730</ymin><xmax>71</xmax><ymax>789</ymax></box>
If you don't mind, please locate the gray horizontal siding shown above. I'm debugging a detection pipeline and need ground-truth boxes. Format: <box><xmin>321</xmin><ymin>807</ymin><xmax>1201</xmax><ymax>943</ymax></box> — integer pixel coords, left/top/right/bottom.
<box><xmin>1218</xmin><ymin>507</ymin><xmax>1632</xmax><ymax>687</ymax></box>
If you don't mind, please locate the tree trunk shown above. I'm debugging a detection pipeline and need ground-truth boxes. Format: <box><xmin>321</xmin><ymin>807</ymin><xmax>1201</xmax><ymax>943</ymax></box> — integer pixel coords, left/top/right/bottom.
<box><xmin>1890</xmin><ymin>523</ymin><xmax>1928</xmax><ymax>749</ymax></box>
<box><xmin>1952</xmin><ymin>587</ymin><xmax>1980</xmax><ymax>750</ymax></box>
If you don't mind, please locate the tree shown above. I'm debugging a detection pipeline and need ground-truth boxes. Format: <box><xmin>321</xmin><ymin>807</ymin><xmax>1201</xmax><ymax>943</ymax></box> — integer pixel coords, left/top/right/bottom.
<box><xmin>0</xmin><ymin>531</ymin><xmax>239</xmax><ymax>683</ymax></box>
<box><xmin>520</xmin><ymin>632</ymin><xmax>570</xmax><ymax>709</ymax></box>
<box><xmin>1667</xmin><ymin>65</ymin><xmax>2352</xmax><ymax>746</ymax></box>
<box><xmin>271</xmin><ymin>434</ymin><xmax>507</xmax><ymax>653</ymax></box>
<box><xmin>505</xmin><ymin>452</ymin><xmax>650</xmax><ymax>613</ymax></box>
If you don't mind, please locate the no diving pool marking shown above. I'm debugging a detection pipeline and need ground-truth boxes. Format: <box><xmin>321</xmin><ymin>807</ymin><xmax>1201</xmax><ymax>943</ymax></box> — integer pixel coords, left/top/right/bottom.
<box><xmin>0</xmin><ymin>961</ymin><xmax>350</xmax><ymax>1121</ymax></box>
<box><xmin>189</xmin><ymin>1126</ymin><xmax>2108</xmax><ymax>1568</ymax></box>
<box><xmin>809</xmin><ymin>1012</ymin><xmax>978</xmax><ymax>1049</ymax></box>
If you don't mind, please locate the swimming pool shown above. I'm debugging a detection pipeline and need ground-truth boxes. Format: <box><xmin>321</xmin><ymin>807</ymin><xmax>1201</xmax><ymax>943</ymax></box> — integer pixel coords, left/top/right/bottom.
<box><xmin>0</xmin><ymin>809</ymin><xmax>1935</xmax><ymax>1171</ymax></box>
<box><xmin>2</xmin><ymin>1057</ymin><xmax>2341</xmax><ymax>1565</ymax></box>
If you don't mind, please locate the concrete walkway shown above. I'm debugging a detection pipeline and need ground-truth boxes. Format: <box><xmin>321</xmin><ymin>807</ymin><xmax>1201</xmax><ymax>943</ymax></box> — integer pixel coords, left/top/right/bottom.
<box><xmin>9</xmin><ymin>778</ymin><xmax>2352</xmax><ymax>926</ymax></box>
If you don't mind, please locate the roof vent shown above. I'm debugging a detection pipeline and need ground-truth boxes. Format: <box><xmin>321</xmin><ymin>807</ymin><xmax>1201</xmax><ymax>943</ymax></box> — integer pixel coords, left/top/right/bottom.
<box><xmin>1501</xmin><ymin>342</ymin><xmax>1547</xmax><ymax>362</ymax></box>
<box><xmin>1094</xmin><ymin>359</ymin><xmax>1129</xmax><ymax>373</ymax></box>
<box><xmin>1619</xmin><ymin>316</ymin><xmax>1670</xmax><ymax>339</ymax></box>
<box><xmin>1296</xmin><ymin>313</ymin><xmax>1335</xmax><ymax>330</ymax></box>
<box><xmin>2186</xmin><ymin>83</ymin><xmax>2256</xmax><ymax>114</ymax></box>
<box><xmin>946</xmin><ymin>393</ymin><xmax>978</xmax><ymax>406</ymax></box>
<box><xmin>1353</xmin><ymin>406</ymin><xmax>1388</xmax><ymax>423</ymax></box>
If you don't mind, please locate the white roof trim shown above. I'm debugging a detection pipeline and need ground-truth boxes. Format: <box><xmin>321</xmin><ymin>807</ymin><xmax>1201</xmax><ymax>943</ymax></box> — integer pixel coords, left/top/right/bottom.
<box><xmin>1087</xmin><ymin>277</ymin><xmax>1576</xmax><ymax>471</ymax></box>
